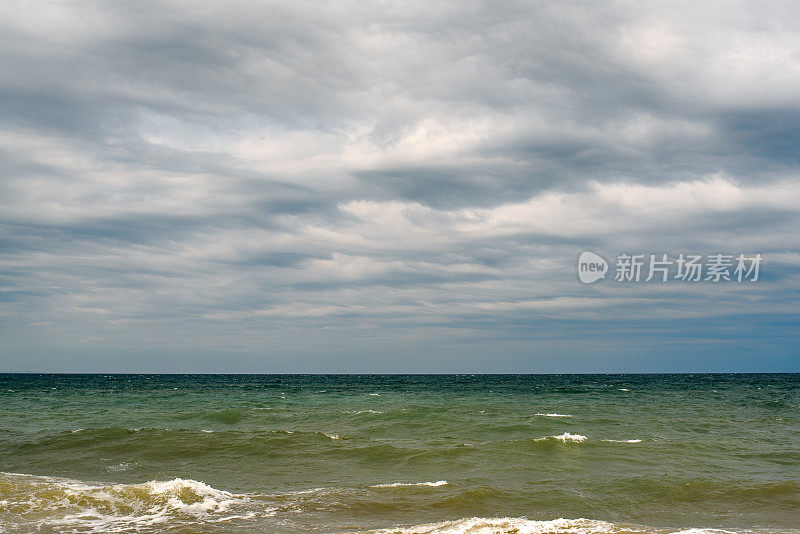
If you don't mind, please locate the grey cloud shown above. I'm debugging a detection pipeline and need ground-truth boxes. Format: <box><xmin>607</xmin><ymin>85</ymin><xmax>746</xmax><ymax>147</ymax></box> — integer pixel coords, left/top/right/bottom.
<box><xmin>0</xmin><ymin>0</ymin><xmax>799</xmax><ymax>371</ymax></box>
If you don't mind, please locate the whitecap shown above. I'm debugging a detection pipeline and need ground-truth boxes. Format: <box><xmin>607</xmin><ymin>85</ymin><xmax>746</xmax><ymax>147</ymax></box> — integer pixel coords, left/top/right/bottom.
<box><xmin>535</xmin><ymin>413</ymin><xmax>573</xmax><ymax>417</ymax></box>
<box><xmin>371</xmin><ymin>480</ymin><xmax>448</xmax><ymax>488</ymax></box>
<box><xmin>601</xmin><ymin>439</ymin><xmax>642</xmax><ymax>443</ymax></box>
<box><xmin>105</xmin><ymin>462</ymin><xmax>132</xmax><ymax>472</ymax></box>
<box><xmin>536</xmin><ymin>433</ymin><xmax>587</xmax><ymax>443</ymax></box>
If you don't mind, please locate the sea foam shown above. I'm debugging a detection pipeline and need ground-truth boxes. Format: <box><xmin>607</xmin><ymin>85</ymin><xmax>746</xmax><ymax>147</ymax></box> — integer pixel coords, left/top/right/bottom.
<box><xmin>536</xmin><ymin>433</ymin><xmax>588</xmax><ymax>442</ymax></box>
<box><xmin>0</xmin><ymin>472</ymin><xmax>267</xmax><ymax>533</ymax></box>
<box><xmin>371</xmin><ymin>480</ymin><xmax>448</xmax><ymax>488</ymax></box>
<box><xmin>363</xmin><ymin>517</ymin><xmax>625</xmax><ymax>534</ymax></box>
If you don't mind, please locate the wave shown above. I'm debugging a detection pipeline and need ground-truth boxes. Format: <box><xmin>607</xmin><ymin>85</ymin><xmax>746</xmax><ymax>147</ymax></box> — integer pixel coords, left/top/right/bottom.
<box><xmin>536</xmin><ymin>433</ymin><xmax>588</xmax><ymax>443</ymax></box>
<box><xmin>761</xmin><ymin>399</ymin><xmax>796</xmax><ymax>410</ymax></box>
<box><xmin>2</xmin><ymin>472</ymin><xmax>795</xmax><ymax>533</ymax></box>
<box><xmin>174</xmin><ymin>408</ymin><xmax>249</xmax><ymax>424</ymax></box>
<box><xmin>535</xmin><ymin>413</ymin><xmax>573</xmax><ymax>417</ymax></box>
<box><xmin>371</xmin><ymin>480</ymin><xmax>448</xmax><ymax>488</ymax></box>
<box><xmin>621</xmin><ymin>478</ymin><xmax>800</xmax><ymax>505</ymax></box>
<box><xmin>362</xmin><ymin>517</ymin><xmax>633</xmax><ymax>534</ymax></box>
<box><xmin>0</xmin><ymin>471</ymin><xmax>269</xmax><ymax>532</ymax></box>
<box><xmin>359</xmin><ymin>517</ymin><xmax>790</xmax><ymax>534</ymax></box>
<box><xmin>3</xmin><ymin>426</ymin><xmax>660</xmax><ymax>475</ymax></box>
<box><xmin>6</xmin><ymin>427</ymin><xmax>350</xmax><ymax>454</ymax></box>
<box><xmin>532</xmin><ymin>434</ymin><xmax>640</xmax><ymax>445</ymax></box>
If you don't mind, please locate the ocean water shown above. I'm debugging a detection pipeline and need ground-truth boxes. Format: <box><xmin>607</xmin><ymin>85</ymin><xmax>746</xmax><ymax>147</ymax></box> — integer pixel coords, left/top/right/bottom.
<box><xmin>0</xmin><ymin>373</ymin><xmax>798</xmax><ymax>533</ymax></box>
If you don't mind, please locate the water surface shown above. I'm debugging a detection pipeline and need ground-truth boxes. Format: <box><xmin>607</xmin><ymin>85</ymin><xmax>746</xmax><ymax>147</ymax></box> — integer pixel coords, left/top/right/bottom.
<box><xmin>0</xmin><ymin>374</ymin><xmax>798</xmax><ymax>533</ymax></box>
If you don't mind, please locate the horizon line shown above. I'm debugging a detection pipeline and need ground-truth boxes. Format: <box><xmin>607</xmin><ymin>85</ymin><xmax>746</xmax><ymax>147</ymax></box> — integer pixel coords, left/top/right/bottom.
<box><xmin>1</xmin><ymin>371</ymin><xmax>798</xmax><ymax>376</ymax></box>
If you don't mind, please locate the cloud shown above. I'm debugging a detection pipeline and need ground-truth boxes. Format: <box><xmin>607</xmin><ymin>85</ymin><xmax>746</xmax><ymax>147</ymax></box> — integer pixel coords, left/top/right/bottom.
<box><xmin>0</xmin><ymin>0</ymin><xmax>798</xmax><ymax>371</ymax></box>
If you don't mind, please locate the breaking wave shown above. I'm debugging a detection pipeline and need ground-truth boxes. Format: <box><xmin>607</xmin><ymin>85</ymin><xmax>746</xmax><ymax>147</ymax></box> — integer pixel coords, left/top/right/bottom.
<box><xmin>536</xmin><ymin>433</ymin><xmax>588</xmax><ymax>443</ymax></box>
<box><xmin>0</xmin><ymin>472</ymin><xmax>268</xmax><ymax>532</ymax></box>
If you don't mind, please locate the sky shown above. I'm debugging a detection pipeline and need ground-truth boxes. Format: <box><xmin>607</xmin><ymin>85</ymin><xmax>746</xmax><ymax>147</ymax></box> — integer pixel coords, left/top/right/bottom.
<box><xmin>1</xmin><ymin>0</ymin><xmax>799</xmax><ymax>372</ymax></box>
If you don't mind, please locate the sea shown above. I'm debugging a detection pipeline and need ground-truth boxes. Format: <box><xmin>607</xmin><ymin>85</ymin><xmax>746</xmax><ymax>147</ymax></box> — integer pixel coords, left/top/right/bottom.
<box><xmin>0</xmin><ymin>374</ymin><xmax>797</xmax><ymax>533</ymax></box>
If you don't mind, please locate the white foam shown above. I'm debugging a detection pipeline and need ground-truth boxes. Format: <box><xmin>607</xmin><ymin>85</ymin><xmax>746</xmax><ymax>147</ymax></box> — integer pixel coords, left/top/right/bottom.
<box><xmin>371</xmin><ymin>480</ymin><xmax>448</xmax><ymax>488</ymax></box>
<box><xmin>105</xmin><ymin>462</ymin><xmax>133</xmax><ymax>472</ymax></box>
<box><xmin>278</xmin><ymin>487</ymin><xmax>326</xmax><ymax>495</ymax></box>
<box><xmin>601</xmin><ymin>439</ymin><xmax>642</xmax><ymax>443</ymax></box>
<box><xmin>368</xmin><ymin>393</ymin><xmax>381</xmax><ymax>396</ymax></box>
<box><xmin>206</xmin><ymin>512</ymin><xmax>258</xmax><ymax>522</ymax></box>
<box><xmin>143</xmin><ymin>478</ymin><xmax>237</xmax><ymax>513</ymax></box>
<box><xmin>535</xmin><ymin>413</ymin><xmax>573</xmax><ymax>417</ymax></box>
<box><xmin>0</xmin><ymin>472</ymin><xmax>269</xmax><ymax>533</ymax></box>
<box><xmin>537</xmin><ymin>433</ymin><xmax>588</xmax><ymax>442</ymax></box>
<box><xmin>364</xmin><ymin>517</ymin><xmax>624</xmax><ymax>534</ymax></box>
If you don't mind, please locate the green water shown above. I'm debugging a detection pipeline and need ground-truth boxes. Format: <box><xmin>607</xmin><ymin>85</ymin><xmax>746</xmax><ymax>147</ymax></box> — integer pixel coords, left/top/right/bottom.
<box><xmin>0</xmin><ymin>374</ymin><xmax>798</xmax><ymax>533</ymax></box>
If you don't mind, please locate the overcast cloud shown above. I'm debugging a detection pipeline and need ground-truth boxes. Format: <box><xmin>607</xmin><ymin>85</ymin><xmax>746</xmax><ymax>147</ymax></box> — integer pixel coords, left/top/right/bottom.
<box><xmin>1</xmin><ymin>0</ymin><xmax>799</xmax><ymax>372</ymax></box>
